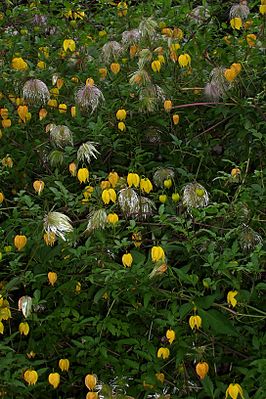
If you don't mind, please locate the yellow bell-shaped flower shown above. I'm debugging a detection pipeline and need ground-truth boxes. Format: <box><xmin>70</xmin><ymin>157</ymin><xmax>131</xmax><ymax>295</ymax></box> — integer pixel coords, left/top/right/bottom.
<box><xmin>151</xmin><ymin>246</ymin><xmax>165</xmax><ymax>262</ymax></box>
<box><xmin>48</xmin><ymin>372</ymin><xmax>60</xmax><ymax>389</ymax></box>
<box><xmin>19</xmin><ymin>322</ymin><xmax>30</xmax><ymax>336</ymax></box>
<box><xmin>63</xmin><ymin>39</ymin><xmax>76</xmax><ymax>52</ymax></box>
<box><xmin>85</xmin><ymin>374</ymin><xmax>97</xmax><ymax>390</ymax></box>
<box><xmin>59</xmin><ymin>358</ymin><xmax>70</xmax><ymax>372</ymax></box>
<box><xmin>195</xmin><ymin>362</ymin><xmax>209</xmax><ymax>380</ymax></box>
<box><xmin>23</xmin><ymin>369</ymin><xmax>38</xmax><ymax>385</ymax></box>
<box><xmin>122</xmin><ymin>253</ymin><xmax>133</xmax><ymax>267</ymax></box>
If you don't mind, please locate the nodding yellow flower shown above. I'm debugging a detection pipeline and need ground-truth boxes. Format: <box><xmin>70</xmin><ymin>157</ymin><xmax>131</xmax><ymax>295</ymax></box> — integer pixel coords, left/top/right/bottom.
<box><xmin>166</xmin><ymin>329</ymin><xmax>175</xmax><ymax>344</ymax></box>
<box><xmin>122</xmin><ymin>253</ymin><xmax>133</xmax><ymax>267</ymax></box>
<box><xmin>227</xmin><ymin>290</ymin><xmax>238</xmax><ymax>307</ymax></box>
<box><xmin>230</xmin><ymin>63</ymin><xmax>241</xmax><ymax>75</ymax></box>
<box><xmin>224</xmin><ymin>68</ymin><xmax>237</xmax><ymax>82</ymax></box>
<box><xmin>225</xmin><ymin>383</ymin><xmax>244</xmax><ymax>399</ymax></box>
<box><xmin>127</xmin><ymin>173</ymin><xmax>140</xmax><ymax>188</ymax></box>
<box><xmin>155</xmin><ymin>372</ymin><xmax>165</xmax><ymax>383</ymax></box>
<box><xmin>132</xmin><ymin>232</ymin><xmax>142</xmax><ymax>247</ymax></box>
<box><xmin>11</xmin><ymin>57</ymin><xmax>28</xmax><ymax>70</ymax></box>
<box><xmin>23</xmin><ymin>369</ymin><xmax>38</xmax><ymax>385</ymax></box>
<box><xmin>151</xmin><ymin>60</ymin><xmax>161</xmax><ymax>72</ymax></box>
<box><xmin>75</xmin><ymin>282</ymin><xmax>81</xmax><ymax>293</ymax></box>
<box><xmin>19</xmin><ymin>322</ymin><xmax>30</xmax><ymax>336</ymax></box>
<box><xmin>59</xmin><ymin>358</ymin><xmax>70</xmax><ymax>372</ymax></box>
<box><xmin>230</xmin><ymin>17</ymin><xmax>242</xmax><ymax>29</ymax></box>
<box><xmin>246</xmin><ymin>33</ymin><xmax>256</xmax><ymax>47</ymax></box>
<box><xmin>39</xmin><ymin>108</ymin><xmax>48</xmax><ymax>120</ymax></box>
<box><xmin>102</xmin><ymin>188</ymin><xmax>117</xmax><ymax>204</ymax></box>
<box><xmin>151</xmin><ymin>246</ymin><xmax>165</xmax><ymax>262</ymax></box>
<box><xmin>189</xmin><ymin>315</ymin><xmax>202</xmax><ymax>330</ymax></box>
<box><xmin>43</xmin><ymin>232</ymin><xmax>56</xmax><ymax>246</ymax></box>
<box><xmin>48</xmin><ymin>372</ymin><xmax>60</xmax><ymax>389</ymax></box>
<box><xmin>99</xmin><ymin>67</ymin><xmax>108</xmax><ymax>79</ymax></box>
<box><xmin>195</xmin><ymin>362</ymin><xmax>209</xmax><ymax>380</ymax></box>
<box><xmin>231</xmin><ymin>167</ymin><xmax>241</xmax><ymax>177</ymax></box>
<box><xmin>0</xmin><ymin>192</ymin><xmax>4</xmax><ymax>203</ymax></box>
<box><xmin>157</xmin><ymin>347</ymin><xmax>170</xmax><ymax>359</ymax></box>
<box><xmin>178</xmin><ymin>53</ymin><xmax>191</xmax><ymax>67</ymax></box>
<box><xmin>85</xmin><ymin>374</ymin><xmax>97</xmax><ymax>390</ymax></box>
<box><xmin>33</xmin><ymin>180</ymin><xmax>44</xmax><ymax>194</ymax></box>
<box><xmin>259</xmin><ymin>5</ymin><xmax>266</xmax><ymax>14</ymax></box>
<box><xmin>110</xmin><ymin>62</ymin><xmax>121</xmax><ymax>74</ymax></box>
<box><xmin>164</xmin><ymin>179</ymin><xmax>172</xmax><ymax>188</ymax></box>
<box><xmin>17</xmin><ymin>105</ymin><xmax>28</xmax><ymax>123</ymax></box>
<box><xmin>172</xmin><ymin>192</ymin><xmax>180</xmax><ymax>202</ymax></box>
<box><xmin>63</xmin><ymin>39</ymin><xmax>76</xmax><ymax>52</ymax></box>
<box><xmin>159</xmin><ymin>194</ymin><xmax>167</xmax><ymax>203</ymax></box>
<box><xmin>2</xmin><ymin>119</ymin><xmax>11</xmax><ymax>128</ymax></box>
<box><xmin>172</xmin><ymin>114</ymin><xmax>180</xmax><ymax>125</ymax></box>
<box><xmin>140</xmin><ymin>177</ymin><xmax>153</xmax><ymax>193</ymax></box>
<box><xmin>77</xmin><ymin>168</ymin><xmax>89</xmax><ymax>183</ymax></box>
<box><xmin>0</xmin><ymin>322</ymin><xmax>4</xmax><ymax>334</ymax></box>
<box><xmin>161</xmin><ymin>27</ymin><xmax>173</xmax><ymax>37</ymax></box>
<box><xmin>14</xmin><ymin>235</ymin><xmax>27</xmax><ymax>251</ymax></box>
<box><xmin>118</xmin><ymin>122</ymin><xmax>126</xmax><ymax>131</ymax></box>
<box><xmin>107</xmin><ymin>213</ymin><xmax>119</xmax><ymax>224</ymax></box>
<box><xmin>108</xmin><ymin>171</ymin><xmax>119</xmax><ymax>187</ymax></box>
<box><xmin>116</xmin><ymin>109</ymin><xmax>127</xmax><ymax>121</ymax></box>
<box><xmin>117</xmin><ymin>2</ymin><xmax>128</xmax><ymax>17</ymax></box>
<box><xmin>48</xmin><ymin>272</ymin><xmax>57</xmax><ymax>286</ymax></box>
<box><xmin>164</xmin><ymin>100</ymin><xmax>172</xmax><ymax>112</ymax></box>
<box><xmin>48</xmin><ymin>99</ymin><xmax>58</xmax><ymax>108</ymax></box>
<box><xmin>69</xmin><ymin>162</ymin><xmax>77</xmax><ymax>177</ymax></box>
<box><xmin>70</xmin><ymin>105</ymin><xmax>76</xmax><ymax>118</ymax></box>
<box><xmin>37</xmin><ymin>61</ymin><xmax>46</xmax><ymax>69</ymax></box>
<box><xmin>1</xmin><ymin>108</ymin><xmax>9</xmax><ymax>119</ymax></box>
<box><xmin>86</xmin><ymin>393</ymin><xmax>99</xmax><ymax>399</ymax></box>
<box><xmin>58</xmin><ymin>103</ymin><xmax>67</xmax><ymax>113</ymax></box>
<box><xmin>100</xmin><ymin>180</ymin><xmax>111</xmax><ymax>190</ymax></box>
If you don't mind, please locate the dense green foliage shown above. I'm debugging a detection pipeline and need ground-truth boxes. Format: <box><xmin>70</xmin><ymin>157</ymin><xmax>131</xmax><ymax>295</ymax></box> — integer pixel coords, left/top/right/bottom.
<box><xmin>0</xmin><ymin>1</ymin><xmax>265</xmax><ymax>398</ymax></box>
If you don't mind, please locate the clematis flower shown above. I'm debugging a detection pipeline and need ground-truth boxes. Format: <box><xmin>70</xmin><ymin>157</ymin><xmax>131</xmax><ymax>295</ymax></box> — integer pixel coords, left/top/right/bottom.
<box><xmin>227</xmin><ymin>290</ymin><xmax>238</xmax><ymax>307</ymax></box>
<box><xmin>225</xmin><ymin>383</ymin><xmax>244</xmax><ymax>399</ymax></box>
<box><xmin>77</xmin><ymin>142</ymin><xmax>99</xmax><ymax>164</ymax></box>
<box><xmin>23</xmin><ymin>79</ymin><xmax>50</xmax><ymax>105</ymax></box>
<box><xmin>157</xmin><ymin>347</ymin><xmax>170</xmax><ymax>359</ymax></box>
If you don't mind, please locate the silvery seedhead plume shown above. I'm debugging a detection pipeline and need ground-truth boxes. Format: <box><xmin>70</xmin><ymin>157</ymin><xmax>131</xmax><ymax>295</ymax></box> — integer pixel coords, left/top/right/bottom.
<box><xmin>77</xmin><ymin>142</ymin><xmax>100</xmax><ymax>164</ymax></box>
<box><xmin>23</xmin><ymin>79</ymin><xmax>50</xmax><ymax>105</ymax></box>
<box><xmin>101</xmin><ymin>41</ymin><xmax>124</xmax><ymax>63</ymax></box>
<box><xmin>75</xmin><ymin>83</ymin><xmax>104</xmax><ymax>113</ymax></box>
<box><xmin>43</xmin><ymin>211</ymin><xmax>73</xmax><ymax>241</ymax></box>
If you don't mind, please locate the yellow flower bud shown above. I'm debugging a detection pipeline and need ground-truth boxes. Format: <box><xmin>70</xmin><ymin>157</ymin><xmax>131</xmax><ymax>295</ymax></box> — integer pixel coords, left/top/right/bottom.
<box><xmin>172</xmin><ymin>114</ymin><xmax>180</xmax><ymax>125</ymax></box>
<box><xmin>159</xmin><ymin>194</ymin><xmax>167</xmax><ymax>203</ymax></box>
<box><xmin>0</xmin><ymin>192</ymin><xmax>4</xmax><ymax>203</ymax></box>
<box><xmin>48</xmin><ymin>272</ymin><xmax>57</xmax><ymax>286</ymax></box>
<box><xmin>58</xmin><ymin>103</ymin><xmax>67</xmax><ymax>113</ymax></box>
<box><xmin>164</xmin><ymin>100</ymin><xmax>172</xmax><ymax>112</ymax></box>
<box><xmin>118</xmin><ymin>122</ymin><xmax>126</xmax><ymax>131</ymax></box>
<box><xmin>14</xmin><ymin>235</ymin><xmax>27</xmax><ymax>251</ymax></box>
